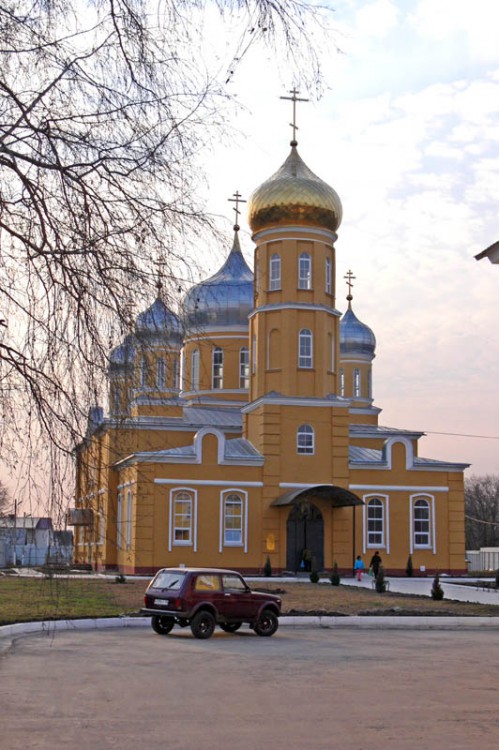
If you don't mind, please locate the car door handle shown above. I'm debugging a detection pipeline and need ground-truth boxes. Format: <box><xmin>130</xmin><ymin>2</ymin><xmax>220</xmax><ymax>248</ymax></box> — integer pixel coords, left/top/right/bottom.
<box><xmin>224</xmin><ymin>593</ymin><xmax>231</xmax><ymax>597</ymax></box>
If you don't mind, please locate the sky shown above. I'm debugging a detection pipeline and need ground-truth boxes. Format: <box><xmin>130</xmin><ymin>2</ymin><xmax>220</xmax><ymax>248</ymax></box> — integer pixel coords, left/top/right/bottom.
<box><xmin>196</xmin><ymin>0</ymin><xmax>499</xmax><ymax>478</ymax></box>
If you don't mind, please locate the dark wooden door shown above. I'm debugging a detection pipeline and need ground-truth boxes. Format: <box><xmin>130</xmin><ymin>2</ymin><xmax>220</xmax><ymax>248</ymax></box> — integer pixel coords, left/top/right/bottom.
<box><xmin>286</xmin><ymin>502</ymin><xmax>324</xmax><ymax>572</ymax></box>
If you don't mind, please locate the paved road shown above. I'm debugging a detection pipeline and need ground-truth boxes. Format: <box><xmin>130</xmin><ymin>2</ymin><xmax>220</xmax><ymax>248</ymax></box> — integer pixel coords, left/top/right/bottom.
<box><xmin>1</xmin><ymin>626</ymin><xmax>498</xmax><ymax>750</ymax></box>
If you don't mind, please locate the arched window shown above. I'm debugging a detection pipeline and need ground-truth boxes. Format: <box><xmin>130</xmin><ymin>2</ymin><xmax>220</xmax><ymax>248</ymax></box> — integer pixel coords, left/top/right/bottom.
<box><xmin>413</xmin><ymin>498</ymin><xmax>431</xmax><ymax>548</ymax></box>
<box><xmin>224</xmin><ymin>494</ymin><xmax>243</xmax><ymax>545</ymax></box>
<box><xmin>298</xmin><ymin>328</ymin><xmax>313</xmax><ymax>368</ymax></box>
<box><xmin>354</xmin><ymin>368</ymin><xmax>361</xmax><ymax>397</ymax></box>
<box><xmin>140</xmin><ymin>357</ymin><xmax>148</xmax><ymax>387</ymax></box>
<box><xmin>157</xmin><ymin>358</ymin><xmax>166</xmax><ymax>389</ymax></box>
<box><xmin>239</xmin><ymin>347</ymin><xmax>249</xmax><ymax>388</ymax></box>
<box><xmin>367</xmin><ymin>370</ymin><xmax>372</xmax><ymax>399</ymax></box>
<box><xmin>339</xmin><ymin>368</ymin><xmax>345</xmax><ymax>397</ymax></box>
<box><xmin>173</xmin><ymin>491</ymin><xmax>193</xmax><ymax>544</ymax></box>
<box><xmin>367</xmin><ymin>498</ymin><xmax>384</xmax><ymax>547</ymax></box>
<box><xmin>212</xmin><ymin>347</ymin><xmax>223</xmax><ymax>389</ymax></box>
<box><xmin>325</xmin><ymin>256</ymin><xmax>332</xmax><ymax>295</ymax></box>
<box><xmin>191</xmin><ymin>349</ymin><xmax>199</xmax><ymax>390</ymax></box>
<box><xmin>297</xmin><ymin>424</ymin><xmax>314</xmax><ymax>454</ymax></box>
<box><xmin>298</xmin><ymin>252</ymin><xmax>312</xmax><ymax>289</ymax></box>
<box><xmin>269</xmin><ymin>253</ymin><xmax>281</xmax><ymax>290</ymax></box>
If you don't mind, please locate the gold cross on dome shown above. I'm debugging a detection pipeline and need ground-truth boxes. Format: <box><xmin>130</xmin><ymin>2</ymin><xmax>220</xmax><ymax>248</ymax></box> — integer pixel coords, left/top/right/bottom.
<box><xmin>280</xmin><ymin>87</ymin><xmax>309</xmax><ymax>145</ymax></box>
<box><xmin>228</xmin><ymin>190</ymin><xmax>246</xmax><ymax>228</ymax></box>
<box><xmin>344</xmin><ymin>270</ymin><xmax>356</xmax><ymax>301</ymax></box>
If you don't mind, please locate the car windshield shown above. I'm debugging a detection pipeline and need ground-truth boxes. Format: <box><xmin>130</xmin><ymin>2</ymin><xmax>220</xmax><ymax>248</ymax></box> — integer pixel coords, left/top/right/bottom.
<box><xmin>151</xmin><ymin>571</ymin><xmax>186</xmax><ymax>591</ymax></box>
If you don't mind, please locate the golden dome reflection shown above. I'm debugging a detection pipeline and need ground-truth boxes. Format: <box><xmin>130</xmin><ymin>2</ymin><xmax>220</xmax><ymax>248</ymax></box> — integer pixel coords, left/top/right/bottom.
<box><xmin>248</xmin><ymin>146</ymin><xmax>342</xmax><ymax>234</ymax></box>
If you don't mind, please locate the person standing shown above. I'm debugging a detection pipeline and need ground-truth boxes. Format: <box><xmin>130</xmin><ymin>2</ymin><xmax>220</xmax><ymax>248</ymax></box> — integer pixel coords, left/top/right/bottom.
<box><xmin>369</xmin><ymin>551</ymin><xmax>382</xmax><ymax>579</ymax></box>
<box><xmin>354</xmin><ymin>555</ymin><xmax>365</xmax><ymax>581</ymax></box>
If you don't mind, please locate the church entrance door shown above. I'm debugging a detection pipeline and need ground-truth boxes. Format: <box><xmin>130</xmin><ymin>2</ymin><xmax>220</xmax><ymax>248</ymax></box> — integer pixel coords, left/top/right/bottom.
<box><xmin>286</xmin><ymin>501</ymin><xmax>324</xmax><ymax>572</ymax></box>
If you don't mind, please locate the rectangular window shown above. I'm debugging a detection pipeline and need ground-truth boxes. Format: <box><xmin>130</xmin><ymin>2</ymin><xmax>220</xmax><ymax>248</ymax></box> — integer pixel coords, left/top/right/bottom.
<box><xmin>298</xmin><ymin>253</ymin><xmax>312</xmax><ymax>289</ymax></box>
<box><xmin>354</xmin><ymin>368</ymin><xmax>361</xmax><ymax>397</ymax></box>
<box><xmin>116</xmin><ymin>492</ymin><xmax>123</xmax><ymax>550</ymax></box>
<box><xmin>157</xmin><ymin>358</ymin><xmax>166</xmax><ymax>389</ymax></box>
<box><xmin>414</xmin><ymin>500</ymin><xmax>431</xmax><ymax>547</ymax></box>
<box><xmin>367</xmin><ymin>500</ymin><xmax>384</xmax><ymax>547</ymax></box>
<box><xmin>212</xmin><ymin>347</ymin><xmax>223</xmax><ymax>389</ymax></box>
<box><xmin>174</xmin><ymin>495</ymin><xmax>192</xmax><ymax>544</ymax></box>
<box><xmin>325</xmin><ymin>257</ymin><xmax>332</xmax><ymax>295</ymax></box>
<box><xmin>191</xmin><ymin>349</ymin><xmax>200</xmax><ymax>390</ymax></box>
<box><xmin>224</xmin><ymin>495</ymin><xmax>243</xmax><ymax>545</ymax></box>
<box><xmin>269</xmin><ymin>254</ymin><xmax>281</xmax><ymax>290</ymax></box>
<box><xmin>239</xmin><ymin>347</ymin><xmax>249</xmax><ymax>388</ymax></box>
<box><xmin>125</xmin><ymin>490</ymin><xmax>133</xmax><ymax>549</ymax></box>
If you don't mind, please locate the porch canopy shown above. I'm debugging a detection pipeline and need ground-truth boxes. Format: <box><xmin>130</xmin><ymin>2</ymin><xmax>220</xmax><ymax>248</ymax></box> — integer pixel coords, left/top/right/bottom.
<box><xmin>271</xmin><ymin>485</ymin><xmax>363</xmax><ymax>508</ymax></box>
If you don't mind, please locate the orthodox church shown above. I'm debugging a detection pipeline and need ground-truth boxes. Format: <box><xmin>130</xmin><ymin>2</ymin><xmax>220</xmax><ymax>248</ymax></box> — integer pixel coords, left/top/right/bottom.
<box><xmin>72</xmin><ymin>108</ymin><xmax>468</xmax><ymax>576</ymax></box>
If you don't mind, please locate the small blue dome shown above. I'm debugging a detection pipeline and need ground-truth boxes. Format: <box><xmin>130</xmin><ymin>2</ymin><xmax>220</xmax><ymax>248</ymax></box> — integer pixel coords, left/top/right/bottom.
<box><xmin>108</xmin><ymin>334</ymin><xmax>135</xmax><ymax>373</ymax></box>
<box><xmin>340</xmin><ymin>306</ymin><xmax>376</xmax><ymax>360</ymax></box>
<box><xmin>135</xmin><ymin>298</ymin><xmax>183</xmax><ymax>344</ymax></box>
<box><xmin>182</xmin><ymin>232</ymin><xmax>254</xmax><ymax>331</ymax></box>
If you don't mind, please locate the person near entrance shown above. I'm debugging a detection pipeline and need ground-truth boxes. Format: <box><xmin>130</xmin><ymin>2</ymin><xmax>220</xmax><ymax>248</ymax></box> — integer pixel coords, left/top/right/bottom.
<box><xmin>354</xmin><ymin>555</ymin><xmax>365</xmax><ymax>581</ymax></box>
<box><xmin>369</xmin><ymin>551</ymin><xmax>382</xmax><ymax>579</ymax></box>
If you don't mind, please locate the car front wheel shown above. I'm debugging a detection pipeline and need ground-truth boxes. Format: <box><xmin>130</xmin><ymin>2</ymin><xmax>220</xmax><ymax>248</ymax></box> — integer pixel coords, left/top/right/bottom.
<box><xmin>190</xmin><ymin>610</ymin><xmax>216</xmax><ymax>639</ymax></box>
<box><xmin>253</xmin><ymin>609</ymin><xmax>279</xmax><ymax>637</ymax></box>
<box><xmin>151</xmin><ymin>615</ymin><xmax>175</xmax><ymax>635</ymax></box>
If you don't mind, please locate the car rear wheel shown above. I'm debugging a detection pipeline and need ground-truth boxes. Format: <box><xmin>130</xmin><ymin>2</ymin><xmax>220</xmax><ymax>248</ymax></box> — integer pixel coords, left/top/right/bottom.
<box><xmin>151</xmin><ymin>615</ymin><xmax>175</xmax><ymax>635</ymax></box>
<box><xmin>253</xmin><ymin>609</ymin><xmax>279</xmax><ymax>637</ymax></box>
<box><xmin>220</xmin><ymin>622</ymin><xmax>242</xmax><ymax>633</ymax></box>
<box><xmin>190</xmin><ymin>610</ymin><xmax>216</xmax><ymax>639</ymax></box>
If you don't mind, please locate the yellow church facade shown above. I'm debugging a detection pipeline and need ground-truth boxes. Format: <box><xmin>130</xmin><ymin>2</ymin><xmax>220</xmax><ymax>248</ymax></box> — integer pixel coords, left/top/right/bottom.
<box><xmin>72</xmin><ymin>122</ymin><xmax>468</xmax><ymax>577</ymax></box>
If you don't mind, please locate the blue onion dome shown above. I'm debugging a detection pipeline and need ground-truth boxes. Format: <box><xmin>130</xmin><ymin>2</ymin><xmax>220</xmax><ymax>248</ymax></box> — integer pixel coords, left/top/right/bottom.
<box><xmin>135</xmin><ymin>297</ymin><xmax>183</xmax><ymax>345</ymax></box>
<box><xmin>108</xmin><ymin>334</ymin><xmax>135</xmax><ymax>375</ymax></box>
<box><xmin>340</xmin><ymin>304</ymin><xmax>376</xmax><ymax>360</ymax></box>
<box><xmin>182</xmin><ymin>230</ymin><xmax>254</xmax><ymax>331</ymax></box>
<box><xmin>248</xmin><ymin>145</ymin><xmax>342</xmax><ymax>234</ymax></box>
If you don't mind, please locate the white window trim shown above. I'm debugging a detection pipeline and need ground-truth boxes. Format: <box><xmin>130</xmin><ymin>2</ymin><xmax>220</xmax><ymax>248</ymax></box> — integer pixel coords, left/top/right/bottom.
<box><xmin>362</xmin><ymin>494</ymin><xmax>390</xmax><ymax>553</ymax></box>
<box><xmin>339</xmin><ymin>368</ymin><xmax>345</xmax><ymax>397</ymax></box>
<box><xmin>191</xmin><ymin>349</ymin><xmax>200</xmax><ymax>391</ymax></box>
<box><xmin>325</xmin><ymin>256</ymin><xmax>332</xmax><ymax>295</ymax></box>
<box><xmin>125</xmin><ymin>490</ymin><xmax>133</xmax><ymax>550</ymax></box>
<box><xmin>212</xmin><ymin>346</ymin><xmax>223</xmax><ymax>389</ymax></box>
<box><xmin>116</xmin><ymin>492</ymin><xmax>123</xmax><ymax>550</ymax></box>
<box><xmin>354</xmin><ymin>368</ymin><xmax>361</xmax><ymax>398</ymax></box>
<box><xmin>409</xmin><ymin>494</ymin><xmax>436</xmax><ymax>554</ymax></box>
<box><xmin>269</xmin><ymin>253</ymin><xmax>281</xmax><ymax>291</ymax></box>
<box><xmin>297</xmin><ymin>424</ymin><xmax>315</xmax><ymax>455</ymax></box>
<box><xmin>298</xmin><ymin>328</ymin><xmax>313</xmax><ymax>369</ymax></box>
<box><xmin>157</xmin><ymin>358</ymin><xmax>166</xmax><ymax>389</ymax></box>
<box><xmin>169</xmin><ymin>488</ymin><xmax>198</xmax><ymax>551</ymax></box>
<box><xmin>298</xmin><ymin>252</ymin><xmax>312</xmax><ymax>290</ymax></box>
<box><xmin>239</xmin><ymin>347</ymin><xmax>249</xmax><ymax>389</ymax></box>
<box><xmin>219</xmin><ymin>489</ymin><xmax>248</xmax><ymax>552</ymax></box>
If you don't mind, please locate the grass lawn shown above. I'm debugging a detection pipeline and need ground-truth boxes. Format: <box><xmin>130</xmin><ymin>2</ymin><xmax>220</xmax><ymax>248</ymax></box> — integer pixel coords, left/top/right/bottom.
<box><xmin>1</xmin><ymin>575</ymin><xmax>499</xmax><ymax>626</ymax></box>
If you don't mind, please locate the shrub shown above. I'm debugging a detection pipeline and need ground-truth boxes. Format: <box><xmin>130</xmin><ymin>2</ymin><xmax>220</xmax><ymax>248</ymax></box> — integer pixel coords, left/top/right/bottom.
<box><xmin>431</xmin><ymin>573</ymin><xmax>444</xmax><ymax>600</ymax></box>
<box><xmin>406</xmin><ymin>554</ymin><xmax>413</xmax><ymax>577</ymax></box>
<box><xmin>330</xmin><ymin>560</ymin><xmax>340</xmax><ymax>586</ymax></box>
<box><xmin>115</xmin><ymin>574</ymin><xmax>126</xmax><ymax>584</ymax></box>
<box><xmin>375</xmin><ymin>565</ymin><xmax>386</xmax><ymax>593</ymax></box>
<box><xmin>309</xmin><ymin>570</ymin><xmax>320</xmax><ymax>583</ymax></box>
<box><xmin>263</xmin><ymin>555</ymin><xmax>272</xmax><ymax>578</ymax></box>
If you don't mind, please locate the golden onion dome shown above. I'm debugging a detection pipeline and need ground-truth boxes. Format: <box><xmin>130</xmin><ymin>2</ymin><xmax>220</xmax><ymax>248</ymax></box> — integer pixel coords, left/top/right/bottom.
<box><xmin>248</xmin><ymin>145</ymin><xmax>342</xmax><ymax>234</ymax></box>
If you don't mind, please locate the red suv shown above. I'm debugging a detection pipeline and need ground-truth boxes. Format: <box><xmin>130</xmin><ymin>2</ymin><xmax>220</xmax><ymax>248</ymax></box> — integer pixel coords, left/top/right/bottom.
<box><xmin>141</xmin><ymin>567</ymin><xmax>281</xmax><ymax>639</ymax></box>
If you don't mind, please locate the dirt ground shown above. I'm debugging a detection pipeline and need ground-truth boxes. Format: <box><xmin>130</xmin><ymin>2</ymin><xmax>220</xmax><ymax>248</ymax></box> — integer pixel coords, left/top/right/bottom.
<box><xmin>110</xmin><ymin>579</ymin><xmax>499</xmax><ymax>617</ymax></box>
